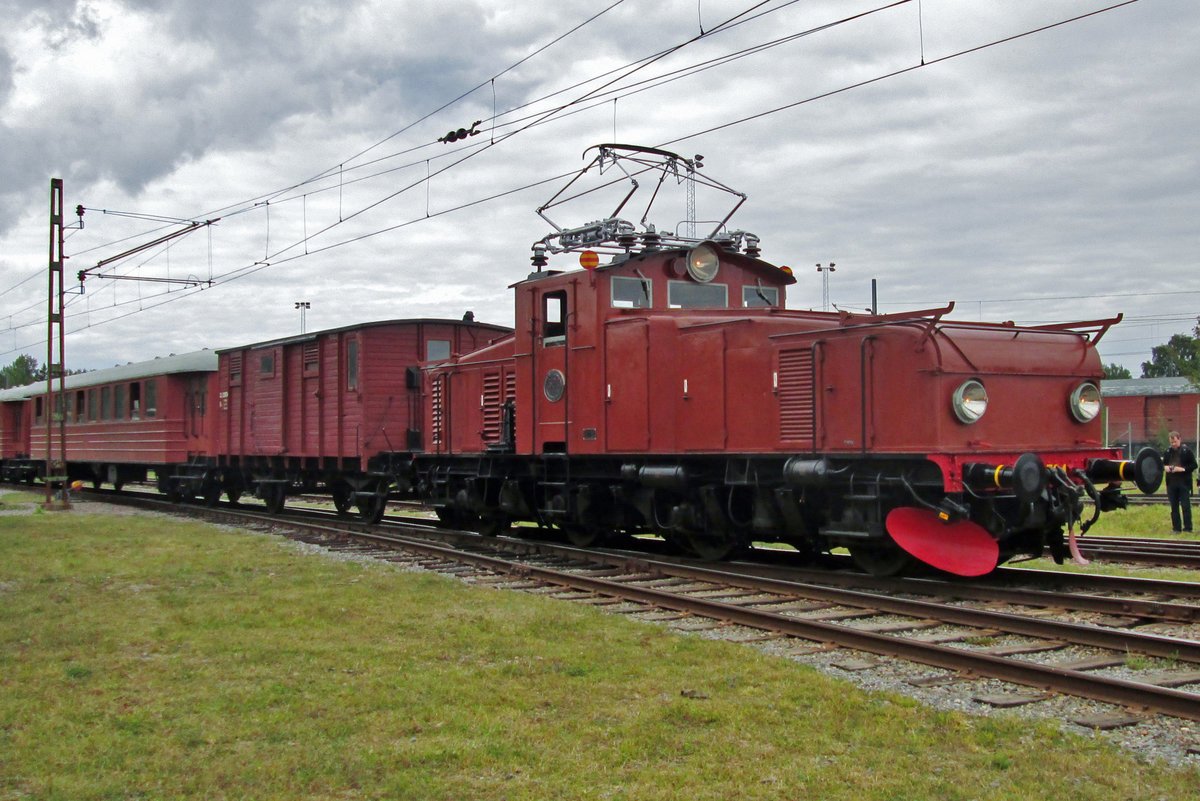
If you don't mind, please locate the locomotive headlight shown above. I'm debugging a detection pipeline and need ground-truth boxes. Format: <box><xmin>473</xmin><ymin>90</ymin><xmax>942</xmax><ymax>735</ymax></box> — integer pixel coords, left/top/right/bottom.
<box><xmin>1069</xmin><ymin>382</ymin><xmax>1101</xmax><ymax>422</ymax></box>
<box><xmin>685</xmin><ymin>243</ymin><xmax>720</xmax><ymax>283</ymax></box>
<box><xmin>952</xmin><ymin>379</ymin><xmax>988</xmax><ymax>424</ymax></box>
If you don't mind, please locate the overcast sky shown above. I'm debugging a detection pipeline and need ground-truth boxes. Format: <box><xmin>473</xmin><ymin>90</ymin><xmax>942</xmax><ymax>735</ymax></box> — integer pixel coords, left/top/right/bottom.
<box><xmin>0</xmin><ymin>0</ymin><xmax>1195</xmax><ymax>375</ymax></box>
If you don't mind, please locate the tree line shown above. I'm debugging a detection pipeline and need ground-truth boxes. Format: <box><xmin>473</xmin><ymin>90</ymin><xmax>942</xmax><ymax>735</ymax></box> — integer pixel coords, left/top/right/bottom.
<box><xmin>0</xmin><ymin>355</ymin><xmax>90</xmax><ymax>389</ymax></box>
<box><xmin>1104</xmin><ymin>320</ymin><xmax>1200</xmax><ymax>383</ymax></box>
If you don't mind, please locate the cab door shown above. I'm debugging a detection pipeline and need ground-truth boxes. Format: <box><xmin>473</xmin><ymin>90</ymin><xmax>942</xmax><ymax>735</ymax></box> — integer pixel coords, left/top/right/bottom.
<box><xmin>534</xmin><ymin>287</ymin><xmax>570</xmax><ymax>453</ymax></box>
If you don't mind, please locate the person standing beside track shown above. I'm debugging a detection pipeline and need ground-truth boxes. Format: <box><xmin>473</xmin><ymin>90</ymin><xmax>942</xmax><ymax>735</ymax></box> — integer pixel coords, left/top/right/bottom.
<box><xmin>1162</xmin><ymin>431</ymin><xmax>1197</xmax><ymax>533</ymax></box>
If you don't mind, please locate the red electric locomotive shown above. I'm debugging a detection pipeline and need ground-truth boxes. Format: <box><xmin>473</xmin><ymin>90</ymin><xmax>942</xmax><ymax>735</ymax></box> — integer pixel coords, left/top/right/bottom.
<box><xmin>415</xmin><ymin>145</ymin><xmax>1162</xmax><ymax>576</ymax></box>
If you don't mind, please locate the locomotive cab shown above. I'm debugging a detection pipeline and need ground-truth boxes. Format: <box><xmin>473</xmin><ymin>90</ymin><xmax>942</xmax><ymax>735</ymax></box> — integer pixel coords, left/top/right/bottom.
<box><xmin>510</xmin><ymin>241</ymin><xmax>796</xmax><ymax>457</ymax></box>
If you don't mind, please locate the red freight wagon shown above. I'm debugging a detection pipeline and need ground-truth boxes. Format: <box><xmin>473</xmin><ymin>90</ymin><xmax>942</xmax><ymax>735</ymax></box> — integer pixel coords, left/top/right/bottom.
<box><xmin>3</xmin><ymin>350</ymin><xmax>218</xmax><ymax>488</ymax></box>
<box><xmin>195</xmin><ymin>318</ymin><xmax>508</xmax><ymax>518</ymax></box>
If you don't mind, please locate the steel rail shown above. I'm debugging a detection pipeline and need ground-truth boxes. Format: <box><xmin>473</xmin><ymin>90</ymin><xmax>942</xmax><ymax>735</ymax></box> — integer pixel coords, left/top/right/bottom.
<box><xmin>333</xmin><ymin>528</ymin><xmax>1200</xmax><ymax>722</ymax></box>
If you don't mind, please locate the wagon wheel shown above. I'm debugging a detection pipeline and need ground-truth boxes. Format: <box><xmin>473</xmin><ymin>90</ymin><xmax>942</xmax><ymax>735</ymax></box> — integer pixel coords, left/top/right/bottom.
<box><xmin>201</xmin><ymin>473</ymin><xmax>223</xmax><ymax>507</ymax></box>
<box><xmin>166</xmin><ymin>481</ymin><xmax>187</xmax><ymax>504</ymax></box>
<box><xmin>331</xmin><ymin>483</ymin><xmax>353</xmax><ymax>518</ymax></box>
<box><xmin>356</xmin><ymin>490</ymin><xmax>388</xmax><ymax>524</ymax></box>
<box><xmin>848</xmin><ymin>542</ymin><xmax>913</xmax><ymax>577</ymax></box>
<box><xmin>226</xmin><ymin>485</ymin><xmax>243</xmax><ymax>505</ymax></box>
<box><xmin>262</xmin><ymin>484</ymin><xmax>286</xmax><ymax>515</ymax></box>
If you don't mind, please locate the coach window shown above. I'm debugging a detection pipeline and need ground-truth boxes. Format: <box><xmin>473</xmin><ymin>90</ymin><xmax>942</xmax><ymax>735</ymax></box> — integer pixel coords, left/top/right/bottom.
<box><xmin>542</xmin><ymin>290</ymin><xmax>567</xmax><ymax>344</ymax></box>
<box><xmin>145</xmin><ymin>380</ymin><xmax>157</xmax><ymax>418</ymax></box>
<box><xmin>129</xmin><ymin>382</ymin><xmax>141</xmax><ymax>420</ymax></box>
<box><xmin>427</xmin><ymin>339</ymin><xmax>451</xmax><ymax>361</ymax></box>
<box><xmin>611</xmin><ymin>275</ymin><xmax>652</xmax><ymax>309</ymax></box>
<box><xmin>743</xmin><ymin>285</ymin><xmax>779</xmax><ymax>307</ymax></box>
<box><xmin>668</xmin><ymin>280</ymin><xmax>728</xmax><ymax>308</ymax></box>
<box><xmin>88</xmin><ymin>388</ymin><xmax>97</xmax><ymax>421</ymax></box>
<box><xmin>75</xmin><ymin>390</ymin><xmax>85</xmax><ymax>423</ymax></box>
<box><xmin>260</xmin><ymin>352</ymin><xmax>275</xmax><ymax>378</ymax></box>
<box><xmin>34</xmin><ymin>397</ymin><xmax>43</xmax><ymax>425</ymax></box>
<box><xmin>114</xmin><ymin>384</ymin><xmax>126</xmax><ymax>421</ymax></box>
<box><xmin>347</xmin><ymin>339</ymin><xmax>359</xmax><ymax>391</ymax></box>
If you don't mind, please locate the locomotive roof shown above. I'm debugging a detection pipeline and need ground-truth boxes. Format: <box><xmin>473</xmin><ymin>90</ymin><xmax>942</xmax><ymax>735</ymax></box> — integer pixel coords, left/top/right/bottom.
<box><xmin>0</xmin><ymin>349</ymin><xmax>218</xmax><ymax>400</ymax></box>
<box><xmin>216</xmin><ymin>317</ymin><xmax>512</xmax><ymax>354</ymax></box>
<box><xmin>516</xmin><ymin>242</ymin><xmax>796</xmax><ymax>287</ymax></box>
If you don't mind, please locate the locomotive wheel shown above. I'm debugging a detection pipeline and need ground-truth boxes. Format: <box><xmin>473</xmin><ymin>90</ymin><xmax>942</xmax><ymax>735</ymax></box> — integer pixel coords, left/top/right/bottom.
<box><xmin>357</xmin><ymin>493</ymin><xmax>387</xmax><ymax>524</ymax></box>
<box><xmin>848</xmin><ymin>542</ymin><xmax>913</xmax><ymax>577</ymax></box>
<box><xmin>562</xmin><ymin>522</ymin><xmax>607</xmax><ymax>548</ymax></box>
<box><xmin>476</xmin><ymin>513</ymin><xmax>511</xmax><ymax>537</ymax></box>
<box><xmin>684</xmin><ymin>528</ymin><xmax>741</xmax><ymax>562</ymax></box>
<box><xmin>331</xmin><ymin>484</ymin><xmax>353</xmax><ymax>518</ymax></box>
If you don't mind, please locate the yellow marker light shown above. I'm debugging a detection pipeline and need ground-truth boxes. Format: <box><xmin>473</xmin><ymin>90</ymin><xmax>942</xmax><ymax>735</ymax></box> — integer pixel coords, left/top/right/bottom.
<box><xmin>580</xmin><ymin>251</ymin><xmax>599</xmax><ymax>272</ymax></box>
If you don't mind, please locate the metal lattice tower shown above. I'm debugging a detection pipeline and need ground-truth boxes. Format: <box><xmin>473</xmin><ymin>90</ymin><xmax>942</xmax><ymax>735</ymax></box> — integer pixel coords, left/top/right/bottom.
<box><xmin>45</xmin><ymin>179</ymin><xmax>69</xmax><ymax>508</ymax></box>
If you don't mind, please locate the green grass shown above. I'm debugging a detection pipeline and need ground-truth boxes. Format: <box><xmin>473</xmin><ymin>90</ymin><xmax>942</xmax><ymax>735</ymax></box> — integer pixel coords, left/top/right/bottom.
<box><xmin>1</xmin><ymin>511</ymin><xmax>1198</xmax><ymax>799</ymax></box>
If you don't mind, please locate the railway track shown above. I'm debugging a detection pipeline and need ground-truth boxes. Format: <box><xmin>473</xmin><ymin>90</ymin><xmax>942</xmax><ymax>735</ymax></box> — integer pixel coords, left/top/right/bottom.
<box><xmin>56</xmin><ymin>488</ymin><xmax>1200</xmax><ymax>741</ymax></box>
<box><xmin>1073</xmin><ymin>535</ymin><xmax>1200</xmax><ymax>568</ymax></box>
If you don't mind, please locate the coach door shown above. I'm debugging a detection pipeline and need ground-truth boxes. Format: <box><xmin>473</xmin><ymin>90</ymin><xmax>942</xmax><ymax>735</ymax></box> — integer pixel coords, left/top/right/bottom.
<box><xmin>186</xmin><ymin>375</ymin><xmax>209</xmax><ymax>443</ymax></box>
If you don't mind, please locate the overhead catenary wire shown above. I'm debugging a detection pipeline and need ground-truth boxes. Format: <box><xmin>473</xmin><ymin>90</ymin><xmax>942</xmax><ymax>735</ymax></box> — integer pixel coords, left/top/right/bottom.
<box><xmin>0</xmin><ymin>0</ymin><xmax>1153</xmax><ymax>362</ymax></box>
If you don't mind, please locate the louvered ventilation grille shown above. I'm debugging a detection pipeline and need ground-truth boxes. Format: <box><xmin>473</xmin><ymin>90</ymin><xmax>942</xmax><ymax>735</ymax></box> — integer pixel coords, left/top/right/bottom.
<box><xmin>778</xmin><ymin>349</ymin><xmax>815</xmax><ymax>443</ymax></box>
<box><xmin>431</xmin><ymin>376</ymin><xmax>444</xmax><ymax>446</ymax></box>
<box><xmin>482</xmin><ymin>373</ymin><xmax>503</xmax><ymax>442</ymax></box>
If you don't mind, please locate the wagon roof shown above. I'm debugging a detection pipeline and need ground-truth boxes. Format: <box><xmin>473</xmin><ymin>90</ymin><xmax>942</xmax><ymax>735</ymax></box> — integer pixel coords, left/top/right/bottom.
<box><xmin>1101</xmin><ymin>376</ymin><xmax>1199</xmax><ymax>397</ymax></box>
<box><xmin>1</xmin><ymin>349</ymin><xmax>218</xmax><ymax>399</ymax></box>
<box><xmin>215</xmin><ymin>318</ymin><xmax>512</xmax><ymax>354</ymax></box>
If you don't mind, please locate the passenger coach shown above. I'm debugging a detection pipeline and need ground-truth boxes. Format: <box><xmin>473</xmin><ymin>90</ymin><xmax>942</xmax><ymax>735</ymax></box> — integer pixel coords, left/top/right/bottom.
<box><xmin>0</xmin><ymin>350</ymin><xmax>218</xmax><ymax>488</ymax></box>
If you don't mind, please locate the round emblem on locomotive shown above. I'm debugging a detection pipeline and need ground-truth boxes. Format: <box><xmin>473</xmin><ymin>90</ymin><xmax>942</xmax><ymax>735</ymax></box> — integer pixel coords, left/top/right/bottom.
<box><xmin>543</xmin><ymin>369</ymin><xmax>566</xmax><ymax>402</ymax></box>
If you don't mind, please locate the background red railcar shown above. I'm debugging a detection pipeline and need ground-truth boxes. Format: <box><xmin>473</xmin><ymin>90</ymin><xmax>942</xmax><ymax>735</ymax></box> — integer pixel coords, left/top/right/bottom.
<box><xmin>200</xmin><ymin>317</ymin><xmax>508</xmax><ymax>517</ymax></box>
<box><xmin>1101</xmin><ymin>377</ymin><xmax>1200</xmax><ymax>455</ymax></box>
<box><xmin>0</xmin><ymin>385</ymin><xmax>35</xmax><ymax>479</ymax></box>
<box><xmin>1</xmin><ymin>350</ymin><xmax>218</xmax><ymax>488</ymax></box>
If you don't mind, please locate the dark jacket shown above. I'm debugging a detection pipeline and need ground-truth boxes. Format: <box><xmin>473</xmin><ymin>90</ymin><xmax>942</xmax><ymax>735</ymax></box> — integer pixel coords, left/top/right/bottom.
<box><xmin>1162</xmin><ymin>443</ymin><xmax>1198</xmax><ymax>487</ymax></box>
